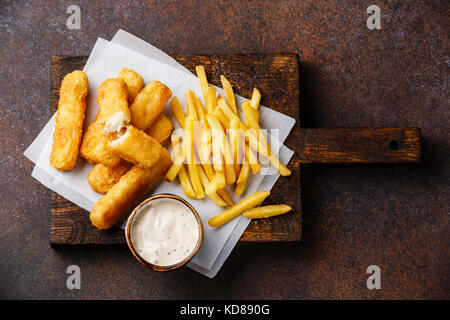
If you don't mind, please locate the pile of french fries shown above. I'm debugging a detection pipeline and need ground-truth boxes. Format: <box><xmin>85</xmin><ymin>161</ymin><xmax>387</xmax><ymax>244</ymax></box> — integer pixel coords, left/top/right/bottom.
<box><xmin>165</xmin><ymin>66</ymin><xmax>292</xmax><ymax>227</ymax></box>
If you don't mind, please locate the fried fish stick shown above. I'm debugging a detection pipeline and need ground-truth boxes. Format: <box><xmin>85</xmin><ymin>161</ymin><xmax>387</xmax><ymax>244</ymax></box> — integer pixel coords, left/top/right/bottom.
<box><xmin>130</xmin><ymin>80</ymin><xmax>172</xmax><ymax>131</ymax></box>
<box><xmin>87</xmin><ymin>117</ymin><xmax>171</xmax><ymax>194</ymax></box>
<box><xmin>50</xmin><ymin>70</ymin><xmax>88</xmax><ymax>170</ymax></box>
<box><xmin>117</xmin><ymin>68</ymin><xmax>144</xmax><ymax>104</ymax></box>
<box><xmin>90</xmin><ymin>148</ymin><xmax>172</xmax><ymax>229</ymax></box>
<box><xmin>108</xmin><ymin>125</ymin><xmax>163</xmax><ymax>169</ymax></box>
<box><xmin>87</xmin><ymin>161</ymin><xmax>132</xmax><ymax>194</ymax></box>
<box><xmin>80</xmin><ymin>120</ymin><xmax>123</xmax><ymax>167</ymax></box>
<box><xmin>145</xmin><ymin>113</ymin><xmax>173</xmax><ymax>144</ymax></box>
<box><xmin>80</xmin><ymin>78</ymin><xmax>129</xmax><ymax>166</ymax></box>
<box><xmin>96</xmin><ymin>78</ymin><xmax>130</xmax><ymax>132</ymax></box>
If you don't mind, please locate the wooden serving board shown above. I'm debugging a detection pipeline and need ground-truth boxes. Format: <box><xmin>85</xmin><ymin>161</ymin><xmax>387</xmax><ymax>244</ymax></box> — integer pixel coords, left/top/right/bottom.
<box><xmin>49</xmin><ymin>55</ymin><xmax>420</xmax><ymax>248</ymax></box>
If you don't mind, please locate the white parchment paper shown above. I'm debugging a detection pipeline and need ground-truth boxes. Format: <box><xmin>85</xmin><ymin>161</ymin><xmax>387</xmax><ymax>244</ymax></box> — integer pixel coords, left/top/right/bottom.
<box><xmin>24</xmin><ymin>30</ymin><xmax>295</xmax><ymax>278</ymax></box>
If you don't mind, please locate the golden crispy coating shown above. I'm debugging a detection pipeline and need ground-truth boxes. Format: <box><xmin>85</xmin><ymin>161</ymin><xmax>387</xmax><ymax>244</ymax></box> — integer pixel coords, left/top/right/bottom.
<box><xmin>80</xmin><ymin>78</ymin><xmax>130</xmax><ymax>166</ymax></box>
<box><xmin>86</xmin><ymin>116</ymin><xmax>172</xmax><ymax>194</ymax></box>
<box><xmin>145</xmin><ymin>113</ymin><xmax>173</xmax><ymax>144</ymax></box>
<box><xmin>96</xmin><ymin>78</ymin><xmax>130</xmax><ymax>123</ymax></box>
<box><xmin>90</xmin><ymin>148</ymin><xmax>173</xmax><ymax>229</ymax></box>
<box><xmin>49</xmin><ymin>70</ymin><xmax>88</xmax><ymax>170</ymax></box>
<box><xmin>108</xmin><ymin>125</ymin><xmax>163</xmax><ymax>169</ymax></box>
<box><xmin>130</xmin><ymin>80</ymin><xmax>172</xmax><ymax>131</ymax></box>
<box><xmin>87</xmin><ymin>161</ymin><xmax>132</xmax><ymax>194</ymax></box>
<box><xmin>79</xmin><ymin>120</ymin><xmax>123</xmax><ymax>167</ymax></box>
<box><xmin>117</xmin><ymin>68</ymin><xmax>144</xmax><ymax>104</ymax></box>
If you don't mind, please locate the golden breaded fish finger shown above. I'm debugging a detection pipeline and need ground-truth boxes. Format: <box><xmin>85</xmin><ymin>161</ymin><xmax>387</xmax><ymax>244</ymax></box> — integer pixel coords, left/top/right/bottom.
<box><xmin>145</xmin><ymin>113</ymin><xmax>173</xmax><ymax>144</ymax></box>
<box><xmin>90</xmin><ymin>149</ymin><xmax>173</xmax><ymax>229</ymax></box>
<box><xmin>80</xmin><ymin>78</ymin><xmax>130</xmax><ymax>166</ymax></box>
<box><xmin>117</xmin><ymin>68</ymin><xmax>144</xmax><ymax>104</ymax></box>
<box><xmin>108</xmin><ymin>125</ymin><xmax>163</xmax><ymax>169</ymax></box>
<box><xmin>80</xmin><ymin>120</ymin><xmax>123</xmax><ymax>167</ymax></box>
<box><xmin>130</xmin><ymin>80</ymin><xmax>172</xmax><ymax>131</ymax></box>
<box><xmin>87</xmin><ymin>161</ymin><xmax>133</xmax><ymax>194</ymax></box>
<box><xmin>96</xmin><ymin>78</ymin><xmax>130</xmax><ymax>133</ymax></box>
<box><xmin>50</xmin><ymin>70</ymin><xmax>88</xmax><ymax>170</ymax></box>
<box><xmin>86</xmin><ymin>118</ymin><xmax>172</xmax><ymax>194</ymax></box>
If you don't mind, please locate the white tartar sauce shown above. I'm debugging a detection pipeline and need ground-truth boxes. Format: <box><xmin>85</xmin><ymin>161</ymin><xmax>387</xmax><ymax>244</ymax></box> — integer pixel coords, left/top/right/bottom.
<box><xmin>130</xmin><ymin>199</ymin><xmax>200</xmax><ymax>267</ymax></box>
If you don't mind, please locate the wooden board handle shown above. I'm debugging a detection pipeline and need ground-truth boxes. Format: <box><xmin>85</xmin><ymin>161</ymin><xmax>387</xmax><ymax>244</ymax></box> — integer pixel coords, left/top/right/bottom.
<box><xmin>298</xmin><ymin>127</ymin><xmax>421</xmax><ymax>163</ymax></box>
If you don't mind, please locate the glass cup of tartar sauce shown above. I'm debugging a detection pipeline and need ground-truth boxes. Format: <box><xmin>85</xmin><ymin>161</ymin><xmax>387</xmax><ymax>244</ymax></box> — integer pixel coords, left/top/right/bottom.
<box><xmin>125</xmin><ymin>194</ymin><xmax>203</xmax><ymax>271</ymax></box>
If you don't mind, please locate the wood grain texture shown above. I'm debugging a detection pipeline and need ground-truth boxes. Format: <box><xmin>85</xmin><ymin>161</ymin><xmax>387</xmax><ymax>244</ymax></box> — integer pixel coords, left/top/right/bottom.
<box><xmin>50</xmin><ymin>54</ymin><xmax>302</xmax><ymax>247</ymax></box>
<box><xmin>49</xmin><ymin>56</ymin><xmax>422</xmax><ymax>248</ymax></box>
<box><xmin>299</xmin><ymin>128</ymin><xmax>421</xmax><ymax>163</ymax></box>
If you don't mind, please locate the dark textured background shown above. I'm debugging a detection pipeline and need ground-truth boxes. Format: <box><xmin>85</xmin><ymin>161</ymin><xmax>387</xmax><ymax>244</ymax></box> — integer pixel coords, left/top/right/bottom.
<box><xmin>0</xmin><ymin>0</ymin><xmax>448</xmax><ymax>299</ymax></box>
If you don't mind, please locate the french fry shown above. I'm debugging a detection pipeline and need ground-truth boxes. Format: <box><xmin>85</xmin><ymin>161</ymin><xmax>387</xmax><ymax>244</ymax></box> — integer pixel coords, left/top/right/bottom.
<box><xmin>202</xmin><ymin>163</ymin><xmax>216</xmax><ymax>180</ymax></box>
<box><xmin>229</xmin><ymin>116</ymin><xmax>244</xmax><ymax>177</ymax></box>
<box><xmin>197</xmin><ymin>164</ymin><xmax>227</xmax><ymax>206</ymax></box>
<box><xmin>206</xmin><ymin>86</ymin><xmax>217</xmax><ymax>114</ymax></box>
<box><xmin>200</xmin><ymin>124</ymin><xmax>212</xmax><ymax>164</ymax></box>
<box><xmin>185</xmin><ymin>90</ymin><xmax>198</xmax><ymax>120</ymax></box>
<box><xmin>224</xmin><ymin>142</ymin><xmax>236</xmax><ymax>184</ymax></box>
<box><xmin>250</xmin><ymin>88</ymin><xmax>261</xmax><ymax>110</ymax></box>
<box><xmin>201</xmin><ymin>163</ymin><xmax>234</xmax><ymax>206</ymax></box>
<box><xmin>235</xmin><ymin>153</ymin><xmax>250</xmax><ymax>196</ymax></box>
<box><xmin>208</xmin><ymin>191</ymin><xmax>270</xmax><ymax>227</ymax></box>
<box><xmin>214</xmin><ymin>169</ymin><xmax>226</xmax><ymax>189</ymax></box>
<box><xmin>241</xmin><ymin>100</ymin><xmax>260</xmax><ymax>130</ymax></box>
<box><xmin>170</xmin><ymin>96</ymin><xmax>186</xmax><ymax>128</ymax></box>
<box><xmin>217</xmin><ymin>189</ymin><xmax>234</xmax><ymax>206</ymax></box>
<box><xmin>243</xmin><ymin>204</ymin><xmax>292</xmax><ymax>219</ymax></box>
<box><xmin>212</xmin><ymin>107</ymin><xmax>230</xmax><ymax>130</ymax></box>
<box><xmin>217</xmin><ymin>97</ymin><xmax>236</xmax><ymax>121</ymax></box>
<box><xmin>246</xmin><ymin>142</ymin><xmax>261</xmax><ymax>174</ymax></box>
<box><xmin>207</xmin><ymin>113</ymin><xmax>224</xmax><ymax>171</ymax></box>
<box><xmin>220</xmin><ymin>75</ymin><xmax>237</xmax><ymax>114</ymax></box>
<box><xmin>165</xmin><ymin>134</ymin><xmax>184</xmax><ymax>182</ymax></box>
<box><xmin>195</xmin><ymin>97</ymin><xmax>208</xmax><ymax>123</ymax></box>
<box><xmin>178</xmin><ymin>165</ymin><xmax>197</xmax><ymax>199</ymax></box>
<box><xmin>185</xmin><ymin>116</ymin><xmax>205</xmax><ymax>198</ymax></box>
<box><xmin>195</xmin><ymin>66</ymin><xmax>209</xmax><ymax>104</ymax></box>
<box><xmin>207</xmin><ymin>114</ymin><xmax>236</xmax><ymax>184</ymax></box>
<box><xmin>202</xmin><ymin>166</ymin><xmax>223</xmax><ymax>196</ymax></box>
<box><xmin>247</xmin><ymin>129</ymin><xmax>291</xmax><ymax>176</ymax></box>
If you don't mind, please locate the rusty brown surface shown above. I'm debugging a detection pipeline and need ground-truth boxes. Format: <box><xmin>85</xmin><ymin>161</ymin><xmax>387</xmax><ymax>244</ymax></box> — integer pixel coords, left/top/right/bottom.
<box><xmin>0</xmin><ymin>0</ymin><xmax>448</xmax><ymax>299</ymax></box>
